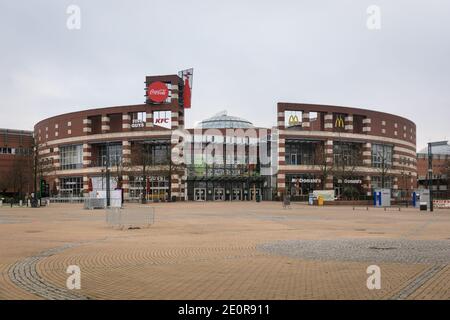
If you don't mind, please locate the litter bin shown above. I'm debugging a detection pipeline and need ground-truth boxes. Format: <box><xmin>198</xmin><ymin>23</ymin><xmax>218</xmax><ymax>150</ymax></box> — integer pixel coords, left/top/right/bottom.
<box><xmin>419</xmin><ymin>202</ymin><xmax>427</xmax><ymax>211</ymax></box>
<box><xmin>318</xmin><ymin>196</ymin><xmax>324</xmax><ymax>206</ymax></box>
<box><xmin>256</xmin><ymin>195</ymin><xmax>261</xmax><ymax>202</ymax></box>
<box><xmin>171</xmin><ymin>196</ymin><xmax>177</xmax><ymax>202</ymax></box>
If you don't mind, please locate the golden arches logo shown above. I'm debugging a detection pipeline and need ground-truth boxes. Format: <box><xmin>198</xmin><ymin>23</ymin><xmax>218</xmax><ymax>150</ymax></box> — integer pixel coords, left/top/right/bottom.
<box><xmin>335</xmin><ymin>116</ymin><xmax>345</xmax><ymax>128</ymax></box>
<box><xmin>288</xmin><ymin>115</ymin><xmax>299</xmax><ymax>126</ymax></box>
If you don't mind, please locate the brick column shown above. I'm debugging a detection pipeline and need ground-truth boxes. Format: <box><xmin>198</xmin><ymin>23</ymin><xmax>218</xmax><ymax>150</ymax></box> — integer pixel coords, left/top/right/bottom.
<box><xmin>178</xmin><ymin>111</ymin><xmax>185</xmax><ymax>129</ymax></box>
<box><xmin>302</xmin><ymin>111</ymin><xmax>310</xmax><ymax>130</ymax></box>
<box><xmin>324</xmin><ymin>113</ymin><xmax>333</xmax><ymax>131</ymax></box>
<box><xmin>362</xmin><ymin>118</ymin><xmax>371</xmax><ymax>134</ymax></box>
<box><xmin>122</xmin><ymin>174</ymin><xmax>129</xmax><ymax>200</ymax></box>
<box><xmin>170</xmin><ymin>83</ymin><xmax>180</xmax><ymax>105</ymax></box>
<box><xmin>146</xmin><ymin>112</ymin><xmax>153</xmax><ymax>128</ymax></box>
<box><xmin>82</xmin><ymin>143</ymin><xmax>92</xmax><ymax>168</ymax></box>
<box><xmin>83</xmin><ymin>176</ymin><xmax>89</xmax><ymax>194</ymax></box>
<box><xmin>53</xmin><ymin>147</ymin><xmax>60</xmax><ymax>170</ymax></box>
<box><xmin>277</xmin><ymin>111</ymin><xmax>285</xmax><ymax>130</ymax></box>
<box><xmin>171</xmin><ymin>112</ymin><xmax>179</xmax><ymax>130</ymax></box>
<box><xmin>170</xmin><ymin>173</ymin><xmax>180</xmax><ymax>199</ymax></box>
<box><xmin>122</xmin><ymin>141</ymin><xmax>131</xmax><ymax>164</ymax></box>
<box><xmin>324</xmin><ymin>140</ymin><xmax>334</xmax><ymax>190</ymax></box>
<box><xmin>362</xmin><ymin>142</ymin><xmax>372</xmax><ymax>166</ymax></box>
<box><xmin>83</xmin><ymin>118</ymin><xmax>92</xmax><ymax>135</ymax></box>
<box><xmin>345</xmin><ymin>115</ymin><xmax>353</xmax><ymax>133</ymax></box>
<box><xmin>101</xmin><ymin>115</ymin><xmax>110</xmax><ymax>133</ymax></box>
<box><xmin>393</xmin><ymin>176</ymin><xmax>399</xmax><ymax>190</ymax></box>
<box><xmin>277</xmin><ymin>136</ymin><xmax>286</xmax><ymax>196</ymax></box>
<box><xmin>122</xmin><ymin>113</ymin><xmax>131</xmax><ymax>132</ymax></box>
<box><xmin>363</xmin><ymin>175</ymin><xmax>372</xmax><ymax>196</ymax></box>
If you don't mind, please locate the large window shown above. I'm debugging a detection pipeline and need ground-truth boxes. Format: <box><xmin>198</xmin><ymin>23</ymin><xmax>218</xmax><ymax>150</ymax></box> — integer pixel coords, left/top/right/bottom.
<box><xmin>59</xmin><ymin>177</ymin><xmax>83</xmax><ymax>196</ymax></box>
<box><xmin>60</xmin><ymin>145</ymin><xmax>83</xmax><ymax>170</ymax></box>
<box><xmin>285</xmin><ymin>141</ymin><xmax>317</xmax><ymax>165</ymax></box>
<box><xmin>129</xmin><ymin>176</ymin><xmax>169</xmax><ymax>200</ymax></box>
<box><xmin>333</xmin><ymin>142</ymin><xmax>362</xmax><ymax>166</ymax></box>
<box><xmin>372</xmin><ymin>144</ymin><xmax>393</xmax><ymax>168</ymax></box>
<box><xmin>97</xmin><ymin>143</ymin><xmax>123</xmax><ymax>167</ymax></box>
<box><xmin>131</xmin><ymin>141</ymin><xmax>170</xmax><ymax>166</ymax></box>
<box><xmin>371</xmin><ymin>176</ymin><xmax>393</xmax><ymax>189</ymax></box>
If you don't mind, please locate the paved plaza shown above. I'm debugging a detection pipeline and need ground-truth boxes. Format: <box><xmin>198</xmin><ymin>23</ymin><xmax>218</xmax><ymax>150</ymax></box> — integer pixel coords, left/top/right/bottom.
<box><xmin>0</xmin><ymin>202</ymin><xmax>449</xmax><ymax>300</ymax></box>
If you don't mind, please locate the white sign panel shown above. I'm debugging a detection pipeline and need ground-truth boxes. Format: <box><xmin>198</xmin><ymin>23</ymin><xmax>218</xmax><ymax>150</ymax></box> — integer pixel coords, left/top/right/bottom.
<box><xmin>153</xmin><ymin>111</ymin><xmax>172</xmax><ymax>129</ymax></box>
<box><xmin>433</xmin><ymin>200</ymin><xmax>450</xmax><ymax>209</ymax></box>
<box><xmin>313</xmin><ymin>190</ymin><xmax>335</xmax><ymax>201</ymax></box>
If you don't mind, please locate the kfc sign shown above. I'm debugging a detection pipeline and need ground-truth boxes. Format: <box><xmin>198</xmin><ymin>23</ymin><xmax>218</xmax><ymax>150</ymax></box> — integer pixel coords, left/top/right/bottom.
<box><xmin>147</xmin><ymin>81</ymin><xmax>169</xmax><ymax>103</ymax></box>
<box><xmin>153</xmin><ymin>111</ymin><xmax>172</xmax><ymax>129</ymax></box>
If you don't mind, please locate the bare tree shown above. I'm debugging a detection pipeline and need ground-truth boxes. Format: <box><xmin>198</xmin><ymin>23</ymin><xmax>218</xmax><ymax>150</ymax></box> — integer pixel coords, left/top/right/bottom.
<box><xmin>373</xmin><ymin>144</ymin><xmax>393</xmax><ymax>189</ymax></box>
<box><xmin>331</xmin><ymin>141</ymin><xmax>361</xmax><ymax>199</ymax></box>
<box><xmin>315</xmin><ymin>142</ymin><xmax>333</xmax><ymax>191</ymax></box>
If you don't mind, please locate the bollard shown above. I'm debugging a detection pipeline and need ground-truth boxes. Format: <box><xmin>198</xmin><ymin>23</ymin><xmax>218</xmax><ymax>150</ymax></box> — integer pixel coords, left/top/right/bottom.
<box><xmin>19</xmin><ymin>200</ymin><xmax>23</xmax><ymax>207</ymax></box>
<box><xmin>0</xmin><ymin>200</ymin><xmax>2</xmax><ymax>207</ymax></box>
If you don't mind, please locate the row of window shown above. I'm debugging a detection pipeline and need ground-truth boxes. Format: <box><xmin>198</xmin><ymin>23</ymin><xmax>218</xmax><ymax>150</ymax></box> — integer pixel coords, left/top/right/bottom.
<box><xmin>285</xmin><ymin>142</ymin><xmax>395</xmax><ymax>168</ymax></box>
<box><xmin>59</xmin><ymin>143</ymin><xmax>172</xmax><ymax>170</ymax></box>
<box><xmin>0</xmin><ymin>147</ymin><xmax>32</xmax><ymax>155</ymax></box>
<box><xmin>58</xmin><ymin>175</ymin><xmax>170</xmax><ymax>197</ymax></box>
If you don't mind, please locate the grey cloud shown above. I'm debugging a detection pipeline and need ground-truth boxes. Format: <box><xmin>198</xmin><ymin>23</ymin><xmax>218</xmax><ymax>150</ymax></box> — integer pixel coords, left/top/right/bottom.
<box><xmin>0</xmin><ymin>0</ymin><xmax>449</xmax><ymax>149</ymax></box>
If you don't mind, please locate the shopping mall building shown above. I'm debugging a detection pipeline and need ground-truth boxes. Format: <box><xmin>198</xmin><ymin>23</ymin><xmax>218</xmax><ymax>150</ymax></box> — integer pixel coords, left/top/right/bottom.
<box><xmin>4</xmin><ymin>73</ymin><xmax>419</xmax><ymax>202</ymax></box>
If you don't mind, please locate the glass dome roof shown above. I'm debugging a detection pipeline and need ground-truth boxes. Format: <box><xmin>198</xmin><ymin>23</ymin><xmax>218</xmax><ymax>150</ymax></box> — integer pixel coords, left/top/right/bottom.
<box><xmin>418</xmin><ymin>141</ymin><xmax>450</xmax><ymax>155</ymax></box>
<box><xmin>196</xmin><ymin>111</ymin><xmax>254</xmax><ymax>129</ymax></box>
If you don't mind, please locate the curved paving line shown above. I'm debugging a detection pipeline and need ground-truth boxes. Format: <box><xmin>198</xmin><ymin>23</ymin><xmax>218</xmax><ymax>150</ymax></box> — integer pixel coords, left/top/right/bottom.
<box><xmin>389</xmin><ymin>264</ymin><xmax>447</xmax><ymax>300</ymax></box>
<box><xmin>7</xmin><ymin>243</ymin><xmax>90</xmax><ymax>300</ymax></box>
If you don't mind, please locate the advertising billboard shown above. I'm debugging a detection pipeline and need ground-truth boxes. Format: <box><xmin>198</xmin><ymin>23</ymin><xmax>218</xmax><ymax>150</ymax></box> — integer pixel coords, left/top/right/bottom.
<box><xmin>147</xmin><ymin>81</ymin><xmax>169</xmax><ymax>103</ymax></box>
<box><xmin>178</xmin><ymin>68</ymin><xmax>193</xmax><ymax>109</ymax></box>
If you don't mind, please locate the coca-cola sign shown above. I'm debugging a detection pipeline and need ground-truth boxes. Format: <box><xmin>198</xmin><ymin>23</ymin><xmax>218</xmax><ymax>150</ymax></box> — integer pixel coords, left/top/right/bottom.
<box><xmin>147</xmin><ymin>81</ymin><xmax>169</xmax><ymax>103</ymax></box>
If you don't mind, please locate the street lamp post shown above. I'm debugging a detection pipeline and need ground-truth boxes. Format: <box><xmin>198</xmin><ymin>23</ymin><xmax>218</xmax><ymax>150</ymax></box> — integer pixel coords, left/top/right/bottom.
<box><xmin>105</xmin><ymin>143</ymin><xmax>111</xmax><ymax>207</ymax></box>
<box><xmin>428</xmin><ymin>142</ymin><xmax>436</xmax><ymax>212</ymax></box>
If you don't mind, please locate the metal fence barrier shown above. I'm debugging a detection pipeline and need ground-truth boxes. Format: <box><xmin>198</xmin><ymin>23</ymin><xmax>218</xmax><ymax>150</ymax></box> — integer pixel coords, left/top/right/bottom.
<box><xmin>49</xmin><ymin>197</ymin><xmax>85</xmax><ymax>204</ymax></box>
<box><xmin>106</xmin><ymin>207</ymin><xmax>155</xmax><ymax>229</ymax></box>
<box><xmin>84</xmin><ymin>198</ymin><xmax>107</xmax><ymax>210</ymax></box>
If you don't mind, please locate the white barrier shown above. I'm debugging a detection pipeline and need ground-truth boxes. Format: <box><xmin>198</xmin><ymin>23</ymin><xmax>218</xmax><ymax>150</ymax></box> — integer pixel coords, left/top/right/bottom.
<box><xmin>106</xmin><ymin>207</ymin><xmax>155</xmax><ymax>229</ymax></box>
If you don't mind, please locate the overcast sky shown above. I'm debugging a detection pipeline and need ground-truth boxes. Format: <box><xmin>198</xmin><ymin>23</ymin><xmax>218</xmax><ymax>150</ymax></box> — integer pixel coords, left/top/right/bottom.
<box><xmin>1</xmin><ymin>0</ymin><xmax>449</xmax><ymax>150</ymax></box>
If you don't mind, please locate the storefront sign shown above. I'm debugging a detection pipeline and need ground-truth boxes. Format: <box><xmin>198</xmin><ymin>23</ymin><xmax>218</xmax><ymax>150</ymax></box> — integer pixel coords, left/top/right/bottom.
<box><xmin>292</xmin><ymin>178</ymin><xmax>322</xmax><ymax>184</ymax></box>
<box><xmin>153</xmin><ymin>111</ymin><xmax>172</xmax><ymax>129</ymax></box>
<box><xmin>288</xmin><ymin>115</ymin><xmax>299</xmax><ymax>126</ymax></box>
<box><xmin>147</xmin><ymin>81</ymin><xmax>169</xmax><ymax>103</ymax></box>
<box><xmin>131</xmin><ymin>119</ymin><xmax>145</xmax><ymax>128</ymax></box>
<box><xmin>337</xmin><ymin>179</ymin><xmax>362</xmax><ymax>184</ymax></box>
<box><xmin>335</xmin><ymin>115</ymin><xmax>345</xmax><ymax>128</ymax></box>
<box><xmin>284</xmin><ymin>111</ymin><xmax>302</xmax><ymax>128</ymax></box>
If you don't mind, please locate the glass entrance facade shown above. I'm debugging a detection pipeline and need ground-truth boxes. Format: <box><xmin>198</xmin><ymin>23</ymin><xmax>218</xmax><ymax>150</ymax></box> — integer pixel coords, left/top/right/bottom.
<box><xmin>187</xmin><ymin>178</ymin><xmax>266</xmax><ymax>201</ymax></box>
<box><xmin>129</xmin><ymin>175</ymin><xmax>169</xmax><ymax>201</ymax></box>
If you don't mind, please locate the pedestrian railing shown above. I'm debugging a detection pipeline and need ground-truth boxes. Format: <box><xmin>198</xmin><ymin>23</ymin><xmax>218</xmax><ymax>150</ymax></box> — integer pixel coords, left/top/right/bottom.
<box><xmin>106</xmin><ymin>207</ymin><xmax>155</xmax><ymax>229</ymax></box>
<box><xmin>48</xmin><ymin>197</ymin><xmax>85</xmax><ymax>204</ymax></box>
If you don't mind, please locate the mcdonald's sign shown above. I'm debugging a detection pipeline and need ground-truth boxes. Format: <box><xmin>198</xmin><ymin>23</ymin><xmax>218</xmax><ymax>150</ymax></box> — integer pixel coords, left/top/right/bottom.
<box><xmin>335</xmin><ymin>115</ymin><xmax>345</xmax><ymax>128</ymax></box>
<box><xmin>288</xmin><ymin>115</ymin><xmax>299</xmax><ymax>126</ymax></box>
